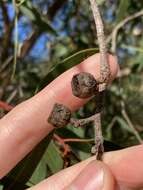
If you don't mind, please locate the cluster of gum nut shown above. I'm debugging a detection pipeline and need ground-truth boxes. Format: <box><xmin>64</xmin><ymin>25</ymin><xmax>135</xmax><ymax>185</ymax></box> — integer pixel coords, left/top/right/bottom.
<box><xmin>48</xmin><ymin>72</ymin><xmax>100</xmax><ymax>128</ymax></box>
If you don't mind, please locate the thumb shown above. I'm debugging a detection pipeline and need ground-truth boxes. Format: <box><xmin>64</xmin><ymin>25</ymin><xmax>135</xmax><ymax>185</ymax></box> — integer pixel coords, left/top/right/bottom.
<box><xmin>64</xmin><ymin>160</ymin><xmax>115</xmax><ymax>190</ymax></box>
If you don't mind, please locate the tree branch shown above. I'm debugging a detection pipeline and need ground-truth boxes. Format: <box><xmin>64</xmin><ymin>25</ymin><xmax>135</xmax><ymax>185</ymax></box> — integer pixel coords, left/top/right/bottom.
<box><xmin>19</xmin><ymin>29</ymin><xmax>42</xmax><ymax>58</ymax></box>
<box><xmin>0</xmin><ymin>101</ymin><xmax>13</xmax><ymax>111</ymax></box>
<box><xmin>107</xmin><ymin>9</ymin><xmax>143</xmax><ymax>53</ymax></box>
<box><xmin>0</xmin><ymin>1</ymin><xmax>14</xmax><ymax>62</ymax></box>
<box><xmin>89</xmin><ymin>0</ymin><xmax>110</xmax><ymax>87</ymax></box>
<box><xmin>20</xmin><ymin>0</ymin><xmax>68</xmax><ymax>58</ymax></box>
<box><xmin>88</xmin><ymin>0</ymin><xmax>110</xmax><ymax>160</ymax></box>
<box><xmin>121</xmin><ymin>101</ymin><xmax>143</xmax><ymax>144</ymax></box>
<box><xmin>48</xmin><ymin>0</ymin><xmax>68</xmax><ymax>20</ymax></box>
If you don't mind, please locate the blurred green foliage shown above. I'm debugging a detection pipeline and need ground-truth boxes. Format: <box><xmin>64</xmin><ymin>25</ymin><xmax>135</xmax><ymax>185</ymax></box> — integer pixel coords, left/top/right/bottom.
<box><xmin>0</xmin><ymin>0</ymin><xmax>143</xmax><ymax>189</ymax></box>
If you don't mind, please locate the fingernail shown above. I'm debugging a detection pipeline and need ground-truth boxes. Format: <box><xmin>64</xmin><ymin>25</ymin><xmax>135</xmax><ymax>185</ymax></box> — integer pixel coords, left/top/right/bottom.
<box><xmin>69</xmin><ymin>161</ymin><xmax>104</xmax><ymax>190</ymax></box>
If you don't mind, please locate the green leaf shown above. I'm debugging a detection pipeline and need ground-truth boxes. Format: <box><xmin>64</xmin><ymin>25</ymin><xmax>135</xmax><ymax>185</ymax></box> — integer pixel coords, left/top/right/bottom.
<box><xmin>104</xmin><ymin>139</ymin><xmax>123</xmax><ymax>151</ymax></box>
<box><xmin>116</xmin><ymin>117</ymin><xmax>133</xmax><ymax>133</ymax></box>
<box><xmin>0</xmin><ymin>185</ymin><xmax>3</xmax><ymax>190</ymax></box>
<box><xmin>121</xmin><ymin>44</ymin><xmax>143</xmax><ymax>53</ymax></box>
<box><xmin>54</xmin><ymin>44</ymin><xmax>69</xmax><ymax>57</ymax></box>
<box><xmin>78</xmin><ymin>150</ymin><xmax>91</xmax><ymax>160</ymax></box>
<box><xmin>96</xmin><ymin>0</ymin><xmax>105</xmax><ymax>5</ymax></box>
<box><xmin>28</xmin><ymin>157</ymin><xmax>47</xmax><ymax>185</ymax></box>
<box><xmin>20</xmin><ymin>1</ymin><xmax>57</xmax><ymax>35</ymax></box>
<box><xmin>37</xmin><ymin>48</ymin><xmax>98</xmax><ymax>91</ymax></box>
<box><xmin>39</xmin><ymin>15</ymin><xmax>57</xmax><ymax>34</ymax></box>
<box><xmin>17</xmin><ymin>0</ymin><xmax>28</xmax><ymax>6</ymax></box>
<box><xmin>20</xmin><ymin>5</ymin><xmax>36</xmax><ymax>21</ymax></box>
<box><xmin>44</xmin><ymin>140</ymin><xmax>63</xmax><ymax>173</ymax></box>
<box><xmin>116</xmin><ymin>0</ymin><xmax>130</xmax><ymax>23</ymax></box>
<box><xmin>0</xmin><ymin>176</ymin><xmax>29</xmax><ymax>189</ymax></box>
<box><xmin>5</xmin><ymin>132</ymin><xmax>53</xmax><ymax>189</ymax></box>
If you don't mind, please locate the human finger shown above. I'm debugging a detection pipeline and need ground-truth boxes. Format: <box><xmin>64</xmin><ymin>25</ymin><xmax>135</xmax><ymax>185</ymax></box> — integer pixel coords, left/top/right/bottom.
<box><xmin>104</xmin><ymin>144</ymin><xmax>143</xmax><ymax>189</ymax></box>
<box><xmin>64</xmin><ymin>161</ymin><xmax>115</xmax><ymax>190</ymax></box>
<box><xmin>0</xmin><ymin>53</ymin><xmax>118</xmax><ymax>178</ymax></box>
<box><xmin>28</xmin><ymin>145</ymin><xmax>143</xmax><ymax>190</ymax></box>
<box><xmin>28</xmin><ymin>161</ymin><xmax>115</xmax><ymax>190</ymax></box>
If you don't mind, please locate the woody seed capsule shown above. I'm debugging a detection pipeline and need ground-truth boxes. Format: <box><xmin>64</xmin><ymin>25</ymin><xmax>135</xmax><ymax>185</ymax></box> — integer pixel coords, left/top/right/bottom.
<box><xmin>48</xmin><ymin>103</ymin><xmax>71</xmax><ymax>128</ymax></box>
<box><xmin>71</xmin><ymin>72</ymin><xmax>98</xmax><ymax>98</ymax></box>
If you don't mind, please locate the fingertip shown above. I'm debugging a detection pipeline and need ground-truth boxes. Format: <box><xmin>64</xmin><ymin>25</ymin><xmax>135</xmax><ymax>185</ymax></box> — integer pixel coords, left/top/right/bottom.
<box><xmin>80</xmin><ymin>53</ymin><xmax>119</xmax><ymax>82</ymax></box>
<box><xmin>65</xmin><ymin>160</ymin><xmax>115</xmax><ymax>190</ymax></box>
<box><xmin>104</xmin><ymin>145</ymin><xmax>143</xmax><ymax>189</ymax></box>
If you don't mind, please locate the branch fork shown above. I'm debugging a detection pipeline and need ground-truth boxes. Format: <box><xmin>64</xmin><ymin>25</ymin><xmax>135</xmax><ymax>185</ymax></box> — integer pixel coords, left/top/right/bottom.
<box><xmin>48</xmin><ymin>0</ymin><xmax>110</xmax><ymax>161</ymax></box>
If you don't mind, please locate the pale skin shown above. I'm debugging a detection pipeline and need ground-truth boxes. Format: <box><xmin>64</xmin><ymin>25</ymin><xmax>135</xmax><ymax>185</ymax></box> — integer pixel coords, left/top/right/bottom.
<box><xmin>0</xmin><ymin>54</ymin><xmax>143</xmax><ymax>190</ymax></box>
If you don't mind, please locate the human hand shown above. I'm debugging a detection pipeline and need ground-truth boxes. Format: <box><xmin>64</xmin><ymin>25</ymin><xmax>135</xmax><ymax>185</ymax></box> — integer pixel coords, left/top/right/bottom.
<box><xmin>0</xmin><ymin>53</ymin><xmax>142</xmax><ymax>190</ymax></box>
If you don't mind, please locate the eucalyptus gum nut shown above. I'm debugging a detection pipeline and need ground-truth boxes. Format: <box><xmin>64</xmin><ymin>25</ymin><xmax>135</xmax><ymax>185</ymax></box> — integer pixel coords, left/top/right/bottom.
<box><xmin>48</xmin><ymin>103</ymin><xmax>71</xmax><ymax>128</ymax></box>
<box><xmin>71</xmin><ymin>72</ymin><xmax>98</xmax><ymax>99</ymax></box>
